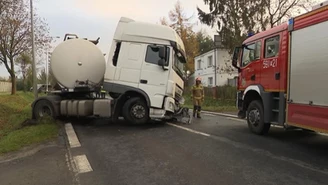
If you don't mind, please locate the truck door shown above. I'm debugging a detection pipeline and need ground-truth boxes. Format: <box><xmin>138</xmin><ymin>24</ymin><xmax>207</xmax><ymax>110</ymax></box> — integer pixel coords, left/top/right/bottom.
<box><xmin>139</xmin><ymin>45</ymin><xmax>171</xmax><ymax>108</ymax></box>
<box><xmin>240</xmin><ymin>41</ymin><xmax>262</xmax><ymax>89</ymax></box>
<box><xmin>113</xmin><ymin>42</ymin><xmax>144</xmax><ymax>88</ymax></box>
<box><xmin>261</xmin><ymin>35</ymin><xmax>281</xmax><ymax>91</ymax></box>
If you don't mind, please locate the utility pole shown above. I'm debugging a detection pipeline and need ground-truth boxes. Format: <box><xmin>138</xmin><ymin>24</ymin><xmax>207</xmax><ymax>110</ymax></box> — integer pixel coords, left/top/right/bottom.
<box><xmin>46</xmin><ymin>50</ymin><xmax>49</xmax><ymax>92</ymax></box>
<box><xmin>214</xmin><ymin>47</ymin><xmax>217</xmax><ymax>87</ymax></box>
<box><xmin>213</xmin><ymin>35</ymin><xmax>222</xmax><ymax>99</ymax></box>
<box><xmin>30</xmin><ymin>0</ymin><xmax>37</xmax><ymax>99</ymax></box>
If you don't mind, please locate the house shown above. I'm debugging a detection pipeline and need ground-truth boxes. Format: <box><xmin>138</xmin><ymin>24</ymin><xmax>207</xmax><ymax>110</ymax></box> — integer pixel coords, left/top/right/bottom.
<box><xmin>194</xmin><ymin>49</ymin><xmax>238</xmax><ymax>87</ymax></box>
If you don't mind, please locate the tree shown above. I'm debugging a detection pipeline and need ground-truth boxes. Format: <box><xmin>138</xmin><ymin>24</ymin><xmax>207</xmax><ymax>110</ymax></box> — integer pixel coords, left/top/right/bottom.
<box><xmin>0</xmin><ymin>0</ymin><xmax>50</xmax><ymax>95</ymax></box>
<box><xmin>196</xmin><ymin>29</ymin><xmax>214</xmax><ymax>55</ymax></box>
<box><xmin>197</xmin><ymin>0</ymin><xmax>316</xmax><ymax>53</ymax></box>
<box><xmin>37</xmin><ymin>67</ymin><xmax>56</xmax><ymax>86</ymax></box>
<box><xmin>160</xmin><ymin>1</ymin><xmax>199</xmax><ymax>73</ymax></box>
<box><xmin>16</xmin><ymin>53</ymin><xmax>32</xmax><ymax>92</ymax></box>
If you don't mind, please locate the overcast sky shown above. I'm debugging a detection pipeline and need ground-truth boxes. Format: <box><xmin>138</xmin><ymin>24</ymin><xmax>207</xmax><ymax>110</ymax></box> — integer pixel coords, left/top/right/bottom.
<box><xmin>0</xmin><ymin>0</ymin><xmax>216</xmax><ymax>77</ymax></box>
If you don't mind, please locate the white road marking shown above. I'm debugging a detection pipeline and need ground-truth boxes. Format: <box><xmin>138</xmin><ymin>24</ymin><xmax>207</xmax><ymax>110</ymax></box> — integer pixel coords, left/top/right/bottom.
<box><xmin>202</xmin><ymin>111</ymin><xmax>238</xmax><ymax>118</ymax></box>
<box><xmin>203</xmin><ymin>113</ymin><xmax>216</xmax><ymax>117</ymax></box>
<box><xmin>167</xmin><ymin>122</ymin><xmax>328</xmax><ymax>175</ymax></box>
<box><xmin>73</xmin><ymin>155</ymin><xmax>93</xmax><ymax>174</ymax></box>
<box><xmin>167</xmin><ymin>122</ymin><xmax>211</xmax><ymax>137</ymax></box>
<box><xmin>65</xmin><ymin>123</ymin><xmax>81</xmax><ymax>148</ymax></box>
<box><xmin>226</xmin><ymin>117</ymin><xmax>246</xmax><ymax>122</ymax></box>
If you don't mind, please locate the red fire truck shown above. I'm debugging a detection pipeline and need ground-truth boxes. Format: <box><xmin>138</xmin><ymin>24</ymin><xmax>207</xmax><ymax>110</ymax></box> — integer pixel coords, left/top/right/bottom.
<box><xmin>232</xmin><ymin>1</ymin><xmax>328</xmax><ymax>135</ymax></box>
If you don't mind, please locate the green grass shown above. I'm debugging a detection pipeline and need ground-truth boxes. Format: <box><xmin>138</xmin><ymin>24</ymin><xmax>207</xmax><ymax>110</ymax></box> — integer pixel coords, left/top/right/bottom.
<box><xmin>183</xmin><ymin>94</ymin><xmax>238</xmax><ymax>113</ymax></box>
<box><xmin>0</xmin><ymin>92</ymin><xmax>59</xmax><ymax>155</ymax></box>
<box><xmin>0</xmin><ymin>123</ymin><xmax>58</xmax><ymax>154</ymax></box>
<box><xmin>183</xmin><ymin>85</ymin><xmax>238</xmax><ymax>113</ymax></box>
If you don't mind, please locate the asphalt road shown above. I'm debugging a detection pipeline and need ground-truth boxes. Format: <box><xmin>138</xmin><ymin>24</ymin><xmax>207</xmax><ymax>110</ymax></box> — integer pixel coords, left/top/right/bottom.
<box><xmin>69</xmin><ymin>114</ymin><xmax>328</xmax><ymax>185</ymax></box>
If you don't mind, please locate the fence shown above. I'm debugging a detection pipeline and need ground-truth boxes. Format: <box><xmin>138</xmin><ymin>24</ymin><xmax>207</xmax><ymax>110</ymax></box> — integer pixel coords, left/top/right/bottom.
<box><xmin>227</xmin><ymin>78</ymin><xmax>237</xmax><ymax>87</ymax></box>
<box><xmin>185</xmin><ymin>85</ymin><xmax>237</xmax><ymax>100</ymax></box>
<box><xmin>0</xmin><ymin>81</ymin><xmax>11</xmax><ymax>93</ymax></box>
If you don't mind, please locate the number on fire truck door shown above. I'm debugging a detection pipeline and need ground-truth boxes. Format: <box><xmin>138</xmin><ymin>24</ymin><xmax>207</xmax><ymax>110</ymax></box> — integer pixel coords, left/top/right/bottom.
<box><xmin>261</xmin><ymin>35</ymin><xmax>280</xmax><ymax>91</ymax></box>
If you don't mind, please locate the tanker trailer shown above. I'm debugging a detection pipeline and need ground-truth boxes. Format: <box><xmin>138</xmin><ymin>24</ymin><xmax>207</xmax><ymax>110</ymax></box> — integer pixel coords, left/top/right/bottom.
<box><xmin>31</xmin><ymin>17</ymin><xmax>191</xmax><ymax>124</ymax></box>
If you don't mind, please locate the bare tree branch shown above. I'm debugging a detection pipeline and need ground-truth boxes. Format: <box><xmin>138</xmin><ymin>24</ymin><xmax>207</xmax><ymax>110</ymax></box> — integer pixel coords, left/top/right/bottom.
<box><xmin>0</xmin><ymin>0</ymin><xmax>50</xmax><ymax>94</ymax></box>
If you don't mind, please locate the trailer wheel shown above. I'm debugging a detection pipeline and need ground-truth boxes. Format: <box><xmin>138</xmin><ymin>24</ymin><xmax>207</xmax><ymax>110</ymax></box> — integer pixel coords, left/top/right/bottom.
<box><xmin>33</xmin><ymin>100</ymin><xmax>55</xmax><ymax>120</ymax></box>
<box><xmin>122</xmin><ymin>97</ymin><xmax>149</xmax><ymax>124</ymax></box>
<box><xmin>247</xmin><ymin>100</ymin><xmax>270</xmax><ymax>135</ymax></box>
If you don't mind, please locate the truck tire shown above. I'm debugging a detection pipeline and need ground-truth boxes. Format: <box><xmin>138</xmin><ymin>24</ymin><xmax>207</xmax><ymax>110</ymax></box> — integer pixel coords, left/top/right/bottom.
<box><xmin>33</xmin><ymin>100</ymin><xmax>55</xmax><ymax>120</ymax></box>
<box><xmin>122</xmin><ymin>97</ymin><xmax>149</xmax><ymax>124</ymax></box>
<box><xmin>247</xmin><ymin>100</ymin><xmax>271</xmax><ymax>135</ymax></box>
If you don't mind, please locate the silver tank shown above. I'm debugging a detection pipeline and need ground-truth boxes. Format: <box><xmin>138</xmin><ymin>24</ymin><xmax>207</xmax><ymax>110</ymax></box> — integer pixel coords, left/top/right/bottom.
<box><xmin>50</xmin><ymin>39</ymin><xmax>106</xmax><ymax>89</ymax></box>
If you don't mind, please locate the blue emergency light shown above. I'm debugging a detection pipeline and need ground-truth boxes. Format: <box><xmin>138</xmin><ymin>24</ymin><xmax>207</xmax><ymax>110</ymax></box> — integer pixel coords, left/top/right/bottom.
<box><xmin>247</xmin><ymin>31</ymin><xmax>254</xmax><ymax>37</ymax></box>
<box><xmin>288</xmin><ymin>18</ymin><xmax>294</xmax><ymax>25</ymax></box>
<box><xmin>288</xmin><ymin>18</ymin><xmax>294</xmax><ymax>31</ymax></box>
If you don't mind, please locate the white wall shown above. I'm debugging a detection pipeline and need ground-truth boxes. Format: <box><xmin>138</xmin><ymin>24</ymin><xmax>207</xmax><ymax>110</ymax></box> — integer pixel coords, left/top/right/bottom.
<box><xmin>194</xmin><ymin>49</ymin><xmax>238</xmax><ymax>87</ymax></box>
<box><xmin>0</xmin><ymin>82</ymin><xmax>11</xmax><ymax>92</ymax></box>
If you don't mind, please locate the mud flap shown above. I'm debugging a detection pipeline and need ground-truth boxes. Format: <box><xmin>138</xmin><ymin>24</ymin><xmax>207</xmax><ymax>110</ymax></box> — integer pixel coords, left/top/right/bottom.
<box><xmin>171</xmin><ymin>107</ymin><xmax>192</xmax><ymax>124</ymax></box>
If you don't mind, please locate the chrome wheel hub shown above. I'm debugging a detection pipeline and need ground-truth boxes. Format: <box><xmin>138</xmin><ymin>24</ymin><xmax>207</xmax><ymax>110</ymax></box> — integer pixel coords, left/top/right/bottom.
<box><xmin>249</xmin><ymin>109</ymin><xmax>260</xmax><ymax>126</ymax></box>
<box><xmin>131</xmin><ymin>105</ymin><xmax>146</xmax><ymax>119</ymax></box>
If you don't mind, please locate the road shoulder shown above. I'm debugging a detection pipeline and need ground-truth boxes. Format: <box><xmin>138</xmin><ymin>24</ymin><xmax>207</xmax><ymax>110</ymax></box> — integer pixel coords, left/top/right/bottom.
<box><xmin>0</xmin><ymin>125</ymin><xmax>76</xmax><ymax>185</ymax></box>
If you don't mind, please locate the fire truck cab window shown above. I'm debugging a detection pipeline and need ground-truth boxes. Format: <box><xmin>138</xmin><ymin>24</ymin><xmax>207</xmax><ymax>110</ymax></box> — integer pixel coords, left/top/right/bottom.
<box><xmin>242</xmin><ymin>41</ymin><xmax>261</xmax><ymax>67</ymax></box>
<box><xmin>265</xmin><ymin>35</ymin><xmax>280</xmax><ymax>58</ymax></box>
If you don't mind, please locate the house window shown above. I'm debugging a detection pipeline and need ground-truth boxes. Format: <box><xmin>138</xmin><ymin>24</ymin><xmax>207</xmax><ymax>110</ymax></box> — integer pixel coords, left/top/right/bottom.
<box><xmin>208</xmin><ymin>77</ymin><xmax>213</xmax><ymax>86</ymax></box>
<box><xmin>208</xmin><ymin>55</ymin><xmax>213</xmax><ymax>67</ymax></box>
<box><xmin>265</xmin><ymin>35</ymin><xmax>280</xmax><ymax>58</ymax></box>
<box><xmin>197</xmin><ymin>60</ymin><xmax>201</xmax><ymax>70</ymax></box>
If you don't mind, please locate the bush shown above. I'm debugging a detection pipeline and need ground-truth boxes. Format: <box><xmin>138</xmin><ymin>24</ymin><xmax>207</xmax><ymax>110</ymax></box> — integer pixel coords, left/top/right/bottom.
<box><xmin>185</xmin><ymin>85</ymin><xmax>237</xmax><ymax>100</ymax></box>
<box><xmin>183</xmin><ymin>85</ymin><xmax>238</xmax><ymax>112</ymax></box>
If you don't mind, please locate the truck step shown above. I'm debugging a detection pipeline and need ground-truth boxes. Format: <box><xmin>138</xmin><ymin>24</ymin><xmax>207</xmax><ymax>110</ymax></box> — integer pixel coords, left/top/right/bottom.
<box><xmin>272</xmin><ymin>109</ymin><xmax>279</xmax><ymax>113</ymax></box>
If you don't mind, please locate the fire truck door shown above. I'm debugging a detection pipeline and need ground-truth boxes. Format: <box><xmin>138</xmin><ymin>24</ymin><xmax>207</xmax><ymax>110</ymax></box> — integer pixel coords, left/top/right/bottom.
<box><xmin>240</xmin><ymin>41</ymin><xmax>262</xmax><ymax>89</ymax></box>
<box><xmin>261</xmin><ymin>35</ymin><xmax>281</xmax><ymax>91</ymax></box>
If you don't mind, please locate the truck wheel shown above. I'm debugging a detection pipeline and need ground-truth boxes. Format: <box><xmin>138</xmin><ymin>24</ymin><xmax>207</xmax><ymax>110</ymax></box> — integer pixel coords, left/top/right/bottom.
<box><xmin>33</xmin><ymin>100</ymin><xmax>55</xmax><ymax>120</ymax></box>
<box><xmin>122</xmin><ymin>97</ymin><xmax>149</xmax><ymax>124</ymax></box>
<box><xmin>247</xmin><ymin>100</ymin><xmax>271</xmax><ymax>135</ymax></box>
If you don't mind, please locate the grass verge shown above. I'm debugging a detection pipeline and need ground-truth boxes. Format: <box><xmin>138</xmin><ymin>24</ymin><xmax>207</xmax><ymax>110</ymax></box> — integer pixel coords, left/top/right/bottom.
<box><xmin>0</xmin><ymin>92</ymin><xmax>59</xmax><ymax>155</ymax></box>
<box><xmin>183</xmin><ymin>95</ymin><xmax>238</xmax><ymax>113</ymax></box>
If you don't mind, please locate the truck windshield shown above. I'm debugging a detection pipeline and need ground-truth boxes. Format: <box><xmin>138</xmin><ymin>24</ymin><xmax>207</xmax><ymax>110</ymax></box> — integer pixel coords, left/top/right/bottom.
<box><xmin>242</xmin><ymin>41</ymin><xmax>261</xmax><ymax>66</ymax></box>
<box><xmin>173</xmin><ymin>52</ymin><xmax>185</xmax><ymax>78</ymax></box>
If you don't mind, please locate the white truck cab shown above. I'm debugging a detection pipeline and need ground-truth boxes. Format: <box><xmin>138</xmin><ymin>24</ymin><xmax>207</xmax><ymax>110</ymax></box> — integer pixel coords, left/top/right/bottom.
<box><xmin>104</xmin><ymin>17</ymin><xmax>187</xmax><ymax>121</ymax></box>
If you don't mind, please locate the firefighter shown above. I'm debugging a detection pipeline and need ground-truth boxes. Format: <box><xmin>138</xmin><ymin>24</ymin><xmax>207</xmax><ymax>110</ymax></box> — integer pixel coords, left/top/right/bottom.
<box><xmin>191</xmin><ymin>77</ymin><xmax>204</xmax><ymax>118</ymax></box>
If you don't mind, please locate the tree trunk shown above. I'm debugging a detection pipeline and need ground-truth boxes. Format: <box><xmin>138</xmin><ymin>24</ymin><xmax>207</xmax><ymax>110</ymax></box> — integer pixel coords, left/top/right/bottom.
<box><xmin>11</xmin><ymin>74</ymin><xmax>16</xmax><ymax>95</ymax></box>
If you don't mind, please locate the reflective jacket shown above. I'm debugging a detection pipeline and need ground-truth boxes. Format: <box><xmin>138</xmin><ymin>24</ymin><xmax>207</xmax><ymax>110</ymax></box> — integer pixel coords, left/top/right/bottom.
<box><xmin>191</xmin><ymin>84</ymin><xmax>204</xmax><ymax>99</ymax></box>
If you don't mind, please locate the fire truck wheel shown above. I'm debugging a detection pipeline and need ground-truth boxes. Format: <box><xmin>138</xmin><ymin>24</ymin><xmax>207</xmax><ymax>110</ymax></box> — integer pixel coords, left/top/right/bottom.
<box><xmin>122</xmin><ymin>97</ymin><xmax>149</xmax><ymax>124</ymax></box>
<box><xmin>246</xmin><ymin>100</ymin><xmax>271</xmax><ymax>135</ymax></box>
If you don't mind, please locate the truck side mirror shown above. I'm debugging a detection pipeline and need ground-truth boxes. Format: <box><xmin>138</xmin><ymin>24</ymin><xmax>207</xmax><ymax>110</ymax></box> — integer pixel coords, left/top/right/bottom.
<box><xmin>159</xmin><ymin>47</ymin><xmax>166</xmax><ymax>59</ymax></box>
<box><xmin>158</xmin><ymin>59</ymin><xmax>165</xmax><ymax>66</ymax></box>
<box><xmin>158</xmin><ymin>59</ymin><xmax>168</xmax><ymax>70</ymax></box>
<box><xmin>232</xmin><ymin>47</ymin><xmax>241</xmax><ymax>72</ymax></box>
